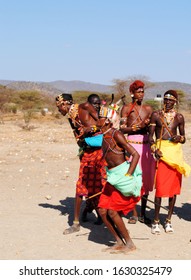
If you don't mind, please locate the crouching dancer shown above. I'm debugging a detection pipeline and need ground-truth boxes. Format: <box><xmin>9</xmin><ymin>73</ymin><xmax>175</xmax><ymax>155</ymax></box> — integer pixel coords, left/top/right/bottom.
<box><xmin>97</xmin><ymin>116</ymin><xmax>142</xmax><ymax>254</ymax></box>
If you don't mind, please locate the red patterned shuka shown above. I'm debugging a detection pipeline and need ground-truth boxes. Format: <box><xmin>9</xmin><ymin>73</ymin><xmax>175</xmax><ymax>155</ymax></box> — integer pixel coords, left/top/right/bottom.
<box><xmin>76</xmin><ymin>148</ymin><xmax>106</xmax><ymax>212</ymax></box>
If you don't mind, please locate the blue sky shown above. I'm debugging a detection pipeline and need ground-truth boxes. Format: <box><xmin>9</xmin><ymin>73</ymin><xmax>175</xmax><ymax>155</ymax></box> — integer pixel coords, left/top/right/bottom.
<box><xmin>1</xmin><ymin>0</ymin><xmax>191</xmax><ymax>85</ymax></box>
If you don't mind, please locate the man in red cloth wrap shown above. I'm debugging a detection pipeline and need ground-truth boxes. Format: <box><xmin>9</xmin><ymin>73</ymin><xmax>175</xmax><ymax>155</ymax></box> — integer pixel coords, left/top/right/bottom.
<box><xmin>56</xmin><ymin>93</ymin><xmax>106</xmax><ymax>234</ymax></box>
<box><xmin>149</xmin><ymin>90</ymin><xmax>191</xmax><ymax>234</ymax></box>
<box><xmin>97</xmin><ymin>115</ymin><xmax>142</xmax><ymax>254</ymax></box>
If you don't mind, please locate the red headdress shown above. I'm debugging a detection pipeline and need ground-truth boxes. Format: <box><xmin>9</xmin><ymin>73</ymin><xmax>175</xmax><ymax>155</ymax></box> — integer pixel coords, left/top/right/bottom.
<box><xmin>129</xmin><ymin>80</ymin><xmax>145</xmax><ymax>93</ymax></box>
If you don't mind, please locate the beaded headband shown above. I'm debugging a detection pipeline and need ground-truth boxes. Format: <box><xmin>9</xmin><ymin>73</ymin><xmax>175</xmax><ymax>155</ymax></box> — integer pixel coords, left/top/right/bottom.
<box><xmin>55</xmin><ymin>94</ymin><xmax>73</xmax><ymax>106</ymax></box>
<box><xmin>164</xmin><ymin>93</ymin><xmax>177</xmax><ymax>101</ymax></box>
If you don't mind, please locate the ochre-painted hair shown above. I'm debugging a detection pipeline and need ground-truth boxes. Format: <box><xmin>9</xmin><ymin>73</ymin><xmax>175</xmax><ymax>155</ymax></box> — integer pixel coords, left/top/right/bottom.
<box><xmin>129</xmin><ymin>80</ymin><xmax>145</xmax><ymax>93</ymax></box>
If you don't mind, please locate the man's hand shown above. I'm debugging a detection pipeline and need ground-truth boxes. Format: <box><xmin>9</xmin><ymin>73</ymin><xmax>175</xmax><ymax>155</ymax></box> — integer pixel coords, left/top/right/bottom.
<box><xmin>170</xmin><ymin>135</ymin><xmax>182</xmax><ymax>143</ymax></box>
<box><xmin>154</xmin><ymin>149</ymin><xmax>163</xmax><ymax>160</ymax></box>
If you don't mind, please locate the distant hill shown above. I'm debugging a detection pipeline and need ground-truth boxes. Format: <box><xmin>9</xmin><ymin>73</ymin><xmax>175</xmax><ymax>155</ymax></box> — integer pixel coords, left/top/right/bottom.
<box><xmin>0</xmin><ymin>79</ymin><xmax>112</xmax><ymax>97</ymax></box>
<box><xmin>47</xmin><ymin>80</ymin><xmax>112</xmax><ymax>93</ymax></box>
<box><xmin>1</xmin><ymin>79</ymin><xmax>191</xmax><ymax>100</ymax></box>
<box><xmin>146</xmin><ymin>82</ymin><xmax>191</xmax><ymax>100</ymax></box>
<box><xmin>0</xmin><ymin>80</ymin><xmax>62</xmax><ymax>96</ymax></box>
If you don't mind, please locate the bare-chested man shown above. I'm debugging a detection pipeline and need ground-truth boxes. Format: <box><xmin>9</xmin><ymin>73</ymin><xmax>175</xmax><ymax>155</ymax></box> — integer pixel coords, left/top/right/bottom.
<box><xmin>120</xmin><ymin>80</ymin><xmax>155</xmax><ymax>224</ymax></box>
<box><xmin>56</xmin><ymin>93</ymin><xmax>106</xmax><ymax>234</ymax></box>
<box><xmin>97</xmin><ymin>115</ymin><xmax>142</xmax><ymax>254</ymax></box>
<box><xmin>149</xmin><ymin>90</ymin><xmax>191</xmax><ymax>234</ymax></box>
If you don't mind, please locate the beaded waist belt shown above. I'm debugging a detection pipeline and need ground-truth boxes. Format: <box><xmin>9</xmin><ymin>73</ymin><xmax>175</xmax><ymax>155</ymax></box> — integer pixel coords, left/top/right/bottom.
<box><xmin>127</xmin><ymin>140</ymin><xmax>148</xmax><ymax>144</ymax></box>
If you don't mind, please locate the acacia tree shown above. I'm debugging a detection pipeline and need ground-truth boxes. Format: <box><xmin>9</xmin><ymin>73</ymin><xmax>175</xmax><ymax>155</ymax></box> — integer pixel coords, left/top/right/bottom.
<box><xmin>0</xmin><ymin>86</ymin><xmax>15</xmax><ymax>111</ymax></box>
<box><xmin>111</xmin><ymin>76</ymin><xmax>155</xmax><ymax>105</ymax></box>
<box><xmin>176</xmin><ymin>90</ymin><xmax>185</xmax><ymax>111</ymax></box>
<box><xmin>111</xmin><ymin>79</ymin><xmax>129</xmax><ymax>104</ymax></box>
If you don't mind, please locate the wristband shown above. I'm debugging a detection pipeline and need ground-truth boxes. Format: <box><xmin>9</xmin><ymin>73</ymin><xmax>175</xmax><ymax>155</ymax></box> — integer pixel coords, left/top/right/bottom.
<box><xmin>179</xmin><ymin>135</ymin><xmax>185</xmax><ymax>143</ymax></box>
<box><xmin>91</xmin><ymin>125</ymin><xmax>97</xmax><ymax>132</ymax></box>
<box><xmin>151</xmin><ymin>144</ymin><xmax>156</xmax><ymax>153</ymax></box>
<box><xmin>125</xmin><ymin>173</ymin><xmax>132</xmax><ymax>177</ymax></box>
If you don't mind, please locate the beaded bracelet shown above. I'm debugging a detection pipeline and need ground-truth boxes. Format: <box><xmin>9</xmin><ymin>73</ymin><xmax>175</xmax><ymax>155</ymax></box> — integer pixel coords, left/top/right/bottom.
<box><xmin>125</xmin><ymin>173</ymin><xmax>133</xmax><ymax>177</ymax></box>
<box><xmin>91</xmin><ymin>125</ymin><xmax>97</xmax><ymax>132</ymax></box>
<box><xmin>179</xmin><ymin>135</ymin><xmax>185</xmax><ymax>143</ymax></box>
<box><xmin>150</xmin><ymin>144</ymin><xmax>156</xmax><ymax>153</ymax></box>
<box><xmin>131</xmin><ymin>124</ymin><xmax>139</xmax><ymax>131</ymax></box>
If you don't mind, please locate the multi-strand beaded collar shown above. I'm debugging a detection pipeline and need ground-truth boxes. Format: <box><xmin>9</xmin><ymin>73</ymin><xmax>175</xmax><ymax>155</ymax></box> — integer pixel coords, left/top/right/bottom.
<box><xmin>162</xmin><ymin>109</ymin><xmax>176</xmax><ymax>125</ymax></box>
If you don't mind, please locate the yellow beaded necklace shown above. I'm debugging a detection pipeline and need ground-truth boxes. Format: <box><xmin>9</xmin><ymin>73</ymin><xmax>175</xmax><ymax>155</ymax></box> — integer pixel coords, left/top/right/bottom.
<box><xmin>162</xmin><ymin>109</ymin><xmax>176</xmax><ymax>125</ymax></box>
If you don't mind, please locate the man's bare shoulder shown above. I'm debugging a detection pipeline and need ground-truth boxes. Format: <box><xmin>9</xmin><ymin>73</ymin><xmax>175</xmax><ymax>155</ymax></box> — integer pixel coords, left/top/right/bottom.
<box><xmin>78</xmin><ymin>102</ymin><xmax>88</xmax><ymax>109</ymax></box>
<box><xmin>142</xmin><ymin>104</ymin><xmax>153</xmax><ymax>112</ymax></box>
<box><xmin>113</xmin><ymin>128</ymin><xmax>126</xmax><ymax>141</ymax></box>
<box><xmin>121</xmin><ymin>103</ymin><xmax>132</xmax><ymax>114</ymax></box>
<box><xmin>176</xmin><ymin>112</ymin><xmax>185</xmax><ymax>121</ymax></box>
<box><xmin>151</xmin><ymin>110</ymin><xmax>161</xmax><ymax>117</ymax></box>
<box><xmin>143</xmin><ymin>104</ymin><xmax>152</xmax><ymax>109</ymax></box>
<box><xmin>122</xmin><ymin>103</ymin><xmax>132</xmax><ymax>109</ymax></box>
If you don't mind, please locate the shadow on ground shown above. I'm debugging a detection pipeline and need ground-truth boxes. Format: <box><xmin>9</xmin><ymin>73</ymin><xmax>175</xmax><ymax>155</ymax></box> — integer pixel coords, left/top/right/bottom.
<box><xmin>38</xmin><ymin>198</ymin><xmax>191</xmax><ymax>247</ymax></box>
<box><xmin>39</xmin><ymin>197</ymin><xmax>116</xmax><ymax>246</ymax></box>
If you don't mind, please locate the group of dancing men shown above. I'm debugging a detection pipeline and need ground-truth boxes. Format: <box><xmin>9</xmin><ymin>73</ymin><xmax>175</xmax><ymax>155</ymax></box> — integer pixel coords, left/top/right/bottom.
<box><xmin>55</xmin><ymin>80</ymin><xmax>191</xmax><ymax>254</ymax></box>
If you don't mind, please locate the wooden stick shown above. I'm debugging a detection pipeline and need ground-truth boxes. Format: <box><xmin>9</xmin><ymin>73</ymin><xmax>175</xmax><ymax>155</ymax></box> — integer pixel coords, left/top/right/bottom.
<box><xmin>153</xmin><ymin>114</ymin><xmax>166</xmax><ymax>187</ymax></box>
<box><xmin>87</xmin><ymin>191</ymin><xmax>171</xmax><ymax>213</ymax></box>
<box><xmin>159</xmin><ymin>116</ymin><xmax>173</xmax><ymax>137</ymax></box>
<box><xmin>86</xmin><ymin>191</ymin><xmax>102</xmax><ymax>200</ymax></box>
<box><xmin>142</xmin><ymin>196</ymin><xmax>170</xmax><ymax>212</ymax></box>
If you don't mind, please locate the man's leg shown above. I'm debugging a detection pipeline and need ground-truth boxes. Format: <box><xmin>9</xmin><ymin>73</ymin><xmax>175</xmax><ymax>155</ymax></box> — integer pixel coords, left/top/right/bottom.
<box><xmin>98</xmin><ymin>208</ymin><xmax>124</xmax><ymax>247</ymax></box>
<box><xmin>74</xmin><ymin>194</ymin><xmax>83</xmax><ymax>222</ymax></box>
<box><xmin>63</xmin><ymin>194</ymin><xmax>82</xmax><ymax>235</ymax></box>
<box><xmin>139</xmin><ymin>194</ymin><xmax>151</xmax><ymax>224</ymax></box>
<box><xmin>151</xmin><ymin>196</ymin><xmax>161</xmax><ymax>234</ymax></box>
<box><xmin>164</xmin><ymin>195</ymin><xmax>176</xmax><ymax>233</ymax></box>
<box><xmin>128</xmin><ymin>207</ymin><xmax>138</xmax><ymax>224</ymax></box>
<box><xmin>167</xmin><ymin>195</ymin><xmax>176</xmax><ymax>221</ymax></box>
<box><xmin>108</xmin><ymin>209</ymin><xmax>136</xmax><ymax>252</ymax></box>
<box><xmin>153</xmin><ymin>196</ymin><xmax>161</xmax><ymax>221</ymax></box>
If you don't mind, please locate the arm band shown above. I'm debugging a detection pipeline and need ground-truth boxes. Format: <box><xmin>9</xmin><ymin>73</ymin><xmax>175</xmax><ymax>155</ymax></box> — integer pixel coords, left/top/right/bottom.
<box><xmin>149</xmin><ymin>123</ymin><xmax>156</xmax><ymax>126</ymax></box>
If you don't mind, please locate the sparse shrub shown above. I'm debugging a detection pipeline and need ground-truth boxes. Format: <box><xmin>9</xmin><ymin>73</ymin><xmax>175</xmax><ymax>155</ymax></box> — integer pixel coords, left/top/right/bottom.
<box><xmin>23</xmin><ymin>109</ymin><xmax>34</xmax><ymax>125</ymax></box>
<box><xmin>2</xmin><ymin>102</ymin><xmax>18</xmax><ymax>113</ymax></box>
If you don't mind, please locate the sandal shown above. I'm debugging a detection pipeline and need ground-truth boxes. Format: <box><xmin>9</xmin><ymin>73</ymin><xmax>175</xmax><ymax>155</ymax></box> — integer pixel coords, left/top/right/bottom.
<box><xmin>165</xmin><ymin>220</ymin><xmax>174</xmax><ymax>233</ymax></box>
<box><xmin>63</xmin><ymin>223</ymin><xmax>80</xmax><ymax>235</ymax></box>
<box><xmin>151</xmin><ymin>221</ymin><xmax>160</xmax><ymax>234</ymax></box>
<box><xmin>128</xmin><ymin>216</ymin><xmax>138</xmax><ymax>224</ymax></box>
<box><xmin>151</xmin><ymin>223</ymin><xmax>160</xmax><ymax>234</ymax></box>
<box><xmin>138</xmin><ymin>215</ymin><xmax>152</xmax><ymax>224</ymax></box>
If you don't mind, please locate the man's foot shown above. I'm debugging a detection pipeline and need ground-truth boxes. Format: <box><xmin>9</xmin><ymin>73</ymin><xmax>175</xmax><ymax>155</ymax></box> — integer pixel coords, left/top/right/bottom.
<box><xmin>164</xmin><ymin>220</ymin><xmax>174</xmax><ymax>233</ymax></box>
<box><xmin>63</xmin><ymin>223</ymin><xmax>80</xmax><ymax>235</ymax></box>
<box><xmin>128</xmin><ymin>216</ymin><xmax>138</xmax><ymax>224</ymax></box>
<box><xmin>138</xmin><ymin>215</ymin><xmax>152</xmax><ymax>224</ymax></box>
<box><xmin>102</xmin><ymin>244</ymin><xmax>124</xmax><ymax>252</ymax></box>
<box><xmin>103</xmin><ymin>242</ymin><xmax>136</xmax><ymax>254</ymax></box>
<box><xmin>151</xmin><ymin>221</ymin><xmax>160</xmax><ymax>234</ymax></box>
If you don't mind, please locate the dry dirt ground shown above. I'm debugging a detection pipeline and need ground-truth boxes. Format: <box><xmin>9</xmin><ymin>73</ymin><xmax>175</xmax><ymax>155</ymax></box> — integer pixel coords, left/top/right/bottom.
<box><xmin>0</xmin><ymin>115</ymin><xmax>191</xmax><ymax>261</ymax></box>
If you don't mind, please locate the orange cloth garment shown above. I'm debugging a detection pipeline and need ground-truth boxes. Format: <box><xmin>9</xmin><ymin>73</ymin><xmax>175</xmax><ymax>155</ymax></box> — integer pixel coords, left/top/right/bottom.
<box><xmin>155</xmin><ymin>160</ymin><xmax>182</xmax><ymax>197</ymax></box>
<box><xmin>98</xmin><ymin>182</ymin><xmax>141</xmax><ymax>216</ymax></box>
